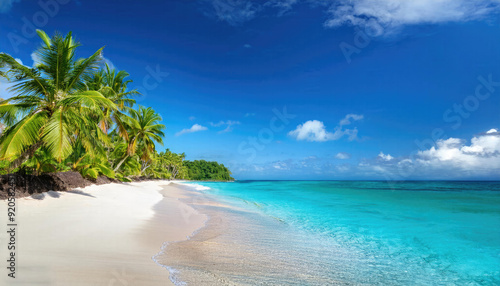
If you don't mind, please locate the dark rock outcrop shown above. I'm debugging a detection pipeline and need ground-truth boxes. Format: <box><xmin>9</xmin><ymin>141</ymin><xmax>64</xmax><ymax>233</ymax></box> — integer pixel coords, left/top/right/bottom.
<box><xmin>0</xmin><ymin>171</ymin><xmax>120</xmax><ymax>200</ymax></box>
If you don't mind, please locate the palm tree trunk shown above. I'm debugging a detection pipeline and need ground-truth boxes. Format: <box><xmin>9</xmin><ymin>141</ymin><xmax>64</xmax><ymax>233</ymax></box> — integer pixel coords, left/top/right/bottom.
<box><xmin>172</xmin><ymin>166</ymin><xmax>178</xmax><ymax>179</ymax></box>
<box><xmin>113</xmin><ymin>155</ymin><xmax>128</xmax><ymax>172</ymax></box>
<box><xmin>9</xmin><ymin>141</ymin><xmax>43</xmax><ymax>171</ymax></box>
<box><xmin>141</xmin><ymin>164</ymin><xmax>150</xmax><ymax>173</ymax></box>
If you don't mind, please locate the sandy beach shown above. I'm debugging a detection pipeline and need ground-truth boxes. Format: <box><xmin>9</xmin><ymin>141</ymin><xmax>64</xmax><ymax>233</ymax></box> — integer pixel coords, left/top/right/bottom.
<box><xmin>1</xmin><ymin>181</ymin><xmax>206</xmax><ymax>286</ymax></box>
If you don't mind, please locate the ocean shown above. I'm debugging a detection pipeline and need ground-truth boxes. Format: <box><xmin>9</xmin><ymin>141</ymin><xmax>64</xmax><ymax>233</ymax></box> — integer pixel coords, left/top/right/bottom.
<box><xmin>159</xmin><ymin>181</ymin><xmax>500</xmax><ymax>285</ymax></box>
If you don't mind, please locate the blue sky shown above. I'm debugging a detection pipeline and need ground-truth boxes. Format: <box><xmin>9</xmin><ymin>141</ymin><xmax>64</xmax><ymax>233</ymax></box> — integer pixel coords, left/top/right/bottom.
<box><xmin>1</xmin><ymin>0</ymin><xmax>499</xmax><ymax>180</ymax></box>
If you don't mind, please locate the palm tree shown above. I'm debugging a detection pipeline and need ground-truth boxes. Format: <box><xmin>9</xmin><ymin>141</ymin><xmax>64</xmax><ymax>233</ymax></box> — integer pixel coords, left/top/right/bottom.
<box><xmin>87</xmin><ymin>63</ymin><xmax>138</xmax><ymax>134</ymax></box>
<box><xmin>113</xmin><ymin>106</ymin><xmax>165</xmax><ymax>172</ymax></box>
<box><xmin>0</xmin><ymin>30</ymin><xmax>116</xmax><ymax>170</ymax></box>
<box><xmin>158</xmin><ymin>150</ymin><xmax>186</xmax><ymax>179</ymax></box>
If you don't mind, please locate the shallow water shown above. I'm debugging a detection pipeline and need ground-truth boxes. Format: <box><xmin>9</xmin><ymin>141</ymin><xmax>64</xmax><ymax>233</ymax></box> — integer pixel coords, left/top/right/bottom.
<box><xmin>159</xmin><ymin>181</ymin><xmax>500</xmax><ymax>285</ymax></box>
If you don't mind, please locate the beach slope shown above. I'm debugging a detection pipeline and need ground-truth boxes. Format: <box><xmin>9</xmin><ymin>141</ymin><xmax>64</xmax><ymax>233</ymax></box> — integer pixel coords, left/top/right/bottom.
<box><xmin>1</xmin><ymin>181</ymin><xmax>206</xmax><ymax>286</ymax></box>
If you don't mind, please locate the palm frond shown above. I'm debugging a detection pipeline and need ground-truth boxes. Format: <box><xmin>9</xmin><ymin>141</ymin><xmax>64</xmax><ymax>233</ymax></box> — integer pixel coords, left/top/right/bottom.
<box><xmin>0</xmin><ymin>53</ymin><xmax>50</xmax><ymax>97</ymax></box>
<box><xmin>60</xmin><ymin>90</ymin><xmax>116</xmax><ymax>111</ymax></box>
<box><xmin>66</xmin><ymin>47</ymin><xmax>104</xmax><ymax>92</ymax></box>
<box><xmin>41</xmin><ymin>108</ymin><xmax>72</xmax><ymax>161</ymax></box>
<box><xmin>0</xmin><ymin>111</ymin><xmax>48</xmax><ymax>160</ymax></box>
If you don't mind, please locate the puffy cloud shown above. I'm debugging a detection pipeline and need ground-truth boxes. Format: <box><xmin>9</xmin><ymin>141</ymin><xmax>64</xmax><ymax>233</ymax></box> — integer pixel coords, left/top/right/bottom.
<box><xmin>235</xmin><ymin>130</ymin><xmax>500</xmax><ymax>180</ymax></box>
<box><xmin>335</xmin><ymin>152</ymin><xmax>351</xmax><ymax>159</ymax></box>
<box><xmin>378</xmin><ymin>152</ymin><xmax>394</xmax><ymax>161</ymax></box>
<box><xmin>288</xmin><ymin>114</ymin><xmax>363</xmax><ymax>142</ymax></box>
<box><xmin>0</xmin><ymin>0</ymin><xmax>20</xmax><ymax>13</ymax></box>
<box><xmin>324</xmin><ymin>0</ymin><xmax>500</xmax><ymax>35</ymax></box>
<box><xmin>359</xmin><ymin>130</ymin><xmax>500</xmax><ymax>179</ymax></box>
<box><xmin>486</xmin><ymin>128</ymin><xmax>499</xmax><ymax>134</ymax></box>
<box><xmin>202</xmin><ymin>0</ymin><xmax>500</xmax><ymax>35</ymax></box>
<box><xmin>175</xmin><ymin>124</ymin><xmax>208</xmax><ymax>136</ymax></box>
<box><xmin>417</xmin><ymin>134</ymin><xmax>500</xmax><ymax>169</ymax></box>
<box><xmin>31</xmin><ymin>52</ymin><xmax>41</xmax><ymax>67</ymax></box>
<box><xmin>288</xmin><ymin>120</ymin><xmax>332</xmax><ymax>142</ymax></box>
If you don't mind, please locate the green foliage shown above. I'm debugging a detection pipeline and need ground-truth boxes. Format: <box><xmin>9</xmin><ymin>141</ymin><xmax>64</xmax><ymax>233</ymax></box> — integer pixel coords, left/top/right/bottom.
<box><xmin>184</xmin><ymin>160</ymin><xmax>234</xmax><ymax>181</ymax></box>
<box><xmin>0</xmin><ymin>29</ymin><xmax>234</xmax><ymax>182</ymax></box>
<box><xmin>0</xmin><ymin>29</ymin><xmax>114</xmax><ymax>165</ymax></box>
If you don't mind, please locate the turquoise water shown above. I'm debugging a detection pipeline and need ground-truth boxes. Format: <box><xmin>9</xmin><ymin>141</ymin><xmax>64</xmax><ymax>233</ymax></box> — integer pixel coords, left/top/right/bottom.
<box><xmin>180</xmin><ymin>180</ymin><xmax>500</xmax><ymax>285</ymax></box>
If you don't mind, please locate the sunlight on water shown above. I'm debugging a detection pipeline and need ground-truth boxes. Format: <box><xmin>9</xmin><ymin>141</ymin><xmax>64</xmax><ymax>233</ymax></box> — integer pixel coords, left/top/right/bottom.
<box><xmin>161</xmin><ymin>181</ymin><xmax>500</xmax><ymax>285</ymax></box>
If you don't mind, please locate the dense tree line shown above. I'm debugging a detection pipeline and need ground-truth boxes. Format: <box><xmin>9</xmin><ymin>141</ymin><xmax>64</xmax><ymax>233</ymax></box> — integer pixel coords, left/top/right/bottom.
<box><xmin>184</xmin><ymin>160</ymin><xmax>234</xmax><ymax>181</ymax></box>
<box><xmin>0</xmin><ymin>30</ymin><xmax>232</xmax><ymax>182</ymax></box>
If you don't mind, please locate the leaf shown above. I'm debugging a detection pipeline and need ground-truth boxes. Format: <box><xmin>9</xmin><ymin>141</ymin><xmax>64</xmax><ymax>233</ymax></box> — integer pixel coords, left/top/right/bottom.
<box><xmin>61</xmin><ymin>90</ymin><xmax>116</xmax><ymax>111</ymax></box>
<box><xmin>36</xmin><ymin>29</ymin><xmax>51</xmax><ymax>48</ymax></box>
<box><xmin>82</xmin><ymin>167</ymin><xmax>99</xmax><ymax>179</ymax></box>
<box><xmin>0</xmin><ymin>53</ymin><xmax>49</xmax><ymax>96</ymax></box>
<box><xmin>97</xmin><ymin>163</ymin><xmax>115</xmax><ymax>178</ymax></box>
<box><xmin>0</xmin><ymin>111</ymin><xmax>48</xmax><ymax>160</ymax></box>
<box><xmin>66</xmin><ymin>47</ymin><xmax>104</xmax><ymax>92</ymax></box>
<box><xmin>42</xmin><ymin>108</ymin><xmax>72</xmax><ymax>162</ymax></box>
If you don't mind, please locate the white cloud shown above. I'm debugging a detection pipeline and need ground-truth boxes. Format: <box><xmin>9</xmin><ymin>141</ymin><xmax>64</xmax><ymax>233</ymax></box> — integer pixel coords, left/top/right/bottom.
<box><xmin>273</xmin><ymin>161</ymin><xmax>290</xmax><ymax>170</ymax></box>
<box><xmin>265</xmin><ymin>0</ymin><xmax>298</xmax><ymax>16</ymax></box>
<box><xmin>235</xmin><ymin>130</ymin><xmax>500</xmax><ymax>180</ymax></box>
<box><xmin>243</xmin><ymin>44</ymin><xmax>252</xmax><ymax>49</ymax></box>
<box><xmin>486</xmin><ymin>128</ymin><xmax>498</xmax><ymax>134</ymax></box>
<box><xmin>211</xmin><ymin>120</ymin><xmax>241</xmax><ymax>133</ymax></box>
<box><xmin>209</xmin><ymin>0</ymin><xmax>261</xmax><ymax>25</ymax></box>
<box><xmin>253</xmin><ymin>165</ymin><xmax>264</xmax><ymax>172</ymax></box>
<box><xmin>244</xmin><ymin>112</ymin><xmax>255</xmax><ymax>117</ymax></box>
<box><xmin>418</xmin><ymin>135</ymin><xmax>500</xmax><ymax>164</ymax></box>
<box><xmin>204</xmin><ymin>0</ymin><xmax>301</xmax><ymax>25</ymax></box>
<box><xmin>100</xmin><ymin>56</ymin><xmax>116</xmax><ymax>70</ymax></box>
<box><xmin>339</xmin><ymin>113</ymin><xmax>364</xmax><ymax>126</ymax></box>
<box><xmin>31</xmin><ymin>52</ymin><xmax>41</xmax><ymax>67</ymax></box>
<box><xmin>288</xmin><ymin>114</ymin><xmax>363</xmax><ymax>142</ymax></box>
<box><xmin>412</xmin><ymin>133</ymin><xmax>500</xmax><ymax>178</ymax></box>
<box><xmin>0</xmin><ymin>0</ymin><xmax>20</xmax><ymax>13</ymax></box>
<box><xmin>175</xmin><ymin>124</ymin><xmax>208</xmax><ymax>136</ymax></box>
<box><xmin>288</xmin><ymin>120</ymin><xmax>332</xmax><ymax>142</ymax></box>
<box><xmin>378</xmin><ymin>152</ymin><xmax>394</xmax><ymax>161</ymax></box>
<box><xmin>202</xmin><ymin>0</ymin><xmax>500</xmax><ymax>34</ymax></box>
<box><xmin>359</xmin><ymin>130</ymin><xmax>500</xmax><ymax>179</ymax></box>
<box><xmin>324</xmin><ymin>0</ymin><xmax>500</xmax><ymax>35</ymax></box>
<box><xmin>189</xmin><ymin>116</ymin><xmax>196</xmax><ymax>121</ymax></box>
<box><xmin>335</xmin><ymin>152</ymin><xmax>351</xmax><ymax>159</ymax></box>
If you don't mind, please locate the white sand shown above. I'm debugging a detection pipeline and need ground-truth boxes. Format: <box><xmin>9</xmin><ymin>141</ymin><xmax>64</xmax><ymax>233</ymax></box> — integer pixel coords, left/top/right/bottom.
<box><xmin>0</xmin><ymin>181</ymin><xmax>207</xmax><ymax>285</ymax></box>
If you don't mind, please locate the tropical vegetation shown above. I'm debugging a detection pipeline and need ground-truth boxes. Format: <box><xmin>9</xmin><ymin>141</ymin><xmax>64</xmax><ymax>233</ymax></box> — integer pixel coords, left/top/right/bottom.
<box><xmin>0</xmin><ymin>30</ymin><xmax>232</xmax><ymax>182</ymax></box>
<box><xmin>185</xmin><ymin>160</ymin><xmax>234</xmax><ymax>181</ymax></box>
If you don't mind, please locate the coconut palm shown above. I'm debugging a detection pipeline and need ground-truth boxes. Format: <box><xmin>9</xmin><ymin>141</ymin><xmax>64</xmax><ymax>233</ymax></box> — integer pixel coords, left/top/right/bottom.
<box><xmin>113</xmin><ymin>106</ymin><xmax>165</xmax><ymax>172</ymax></box>
<box><xmin>0</xmin><ymin>30</ymin><xmax>116</xmax><ymax>170</ymax></box>
<box><xmin>87</xmin><ymin>63</ymin><xmax>139</xmax><ymax>134</ymax></box>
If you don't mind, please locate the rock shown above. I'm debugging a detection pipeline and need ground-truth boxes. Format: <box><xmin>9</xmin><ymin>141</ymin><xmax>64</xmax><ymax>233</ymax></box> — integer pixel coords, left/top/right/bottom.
<box><xmin>0</xmin><ymin>172</ymin><xmax>119</xmax><ymax>200</ymax></box>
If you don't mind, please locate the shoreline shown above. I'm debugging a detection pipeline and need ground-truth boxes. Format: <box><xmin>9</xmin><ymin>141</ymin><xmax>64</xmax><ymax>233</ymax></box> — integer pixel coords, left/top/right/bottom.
<box><xmin>1</xmin><ymin>180</ymin><xmax>206</xmax><ymax>285</ymax></box>
<box><xmin>0</xmin><ymin>171</ymin><xmax>235</xmax><ymax>200</ymax></box>
<box><xmin>150</xmin><ymin>183</ymin><xmax>209</xmax><ymax>285</ymax></box>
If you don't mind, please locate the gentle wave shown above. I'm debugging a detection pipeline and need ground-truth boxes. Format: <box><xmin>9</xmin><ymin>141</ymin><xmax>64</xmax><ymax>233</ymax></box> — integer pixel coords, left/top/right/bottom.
<box><xmin>163</xmin><ymin>181</ymin><xmax>500</xmax><ymax>285</ymax></box>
